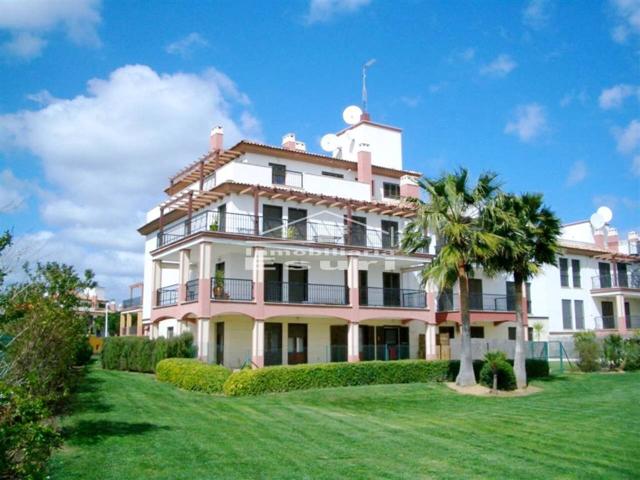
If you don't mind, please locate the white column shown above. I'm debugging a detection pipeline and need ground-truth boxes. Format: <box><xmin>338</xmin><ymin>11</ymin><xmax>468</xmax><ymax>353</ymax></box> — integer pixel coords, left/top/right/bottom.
<box><xmin>425</xmin><ymin>323</ymin><xmax>437</xmax><ymax>360</ymax></box>
<box><xmin>197</xmin><ymin>318</ymin><xmax>210</xmax><ymax>361</ymax></box>
<box><xmin>347</xmin><ymin>322</ymin><xmax>360</xmax><ymax>362</ymax></box>
<box><xmin>198</xmin><ymin>243</ymin><xmax>212</xmax><ymax>280</ymax></box>
<box><xmin>252</xmin><ymin>319</ymin><xmax>265</xmax><ymax>367</ymax></box>
<box><xmin>152</xmin><ymin>260</ymin><xmax>162</xmax><ymax>306</ymax></box>
<box><xmin>615</xmin><ymin>294</ymin><xmax>627</xmax><ymax>333</ymax></box>
<box><xmin>179</xmin><ymin>249</ymin><xmax>191</xmax><ymax>284</ymax></box>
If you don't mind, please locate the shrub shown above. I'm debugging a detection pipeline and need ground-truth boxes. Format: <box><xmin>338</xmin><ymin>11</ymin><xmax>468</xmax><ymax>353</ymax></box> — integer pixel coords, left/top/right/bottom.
<box><xmin>519</xmin><ymin>359</ymin><xmax>549</xmax><ymax>378</ymax></box>
<box><xmin>574</xmin><ymin>332</ymin><xmax>601</xmax><ymax>372</ymax></box>
<box><xmin>479</xmin><ymin>352</ymin><xmax>516</xmax><ymax>391</ymax></box>
<box><xmin>74</xmin><ymin>337</ymin><xmax>94</xmax><ymax>366</ymax></box>
<box><xmin>101</xmin><ymin>333</ymin><xmax>195</xmax><ymax>373</ymax></box>
<box><xmin>603</xmin><ymin>334</ymin><xmax>624</xmax><ymax>369</ymax></box>
<box><xmin>0</xmin><ymin>383</ymin><xmax>61</xmax><ymax>479</ymax></box>
<box><xmin>224</xmin><ymin>360</ymin><xmax>454</xmax><ymax>396</ymax></box>
<box><xmin>623</xmin><ymin>333</ymin><xmax>640</xmax><ymax>371</ymax></box>
<box><xmin>156</xmin><ymin>359</ymin><xmax>231</xmax><ymax>394</ymax></box>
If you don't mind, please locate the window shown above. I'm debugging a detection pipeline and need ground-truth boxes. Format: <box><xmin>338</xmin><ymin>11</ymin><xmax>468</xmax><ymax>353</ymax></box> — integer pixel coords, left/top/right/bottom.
<box><xmin>470</xmin><ymin>326</ymin><xmax>485</xmax><ymax>338</ymax></box>
<box><xmin>438</xmin><ymin>326</ymin><xmax>455</xmax><ymax>340</ymax></box>
<box><xmin>574</xmin><ymin>300</ymin><xmax>584</xmax><ymax>330</ymax></box>
<box><xmin>322</xmin><ymin>171</ymin><xmax>344</xmax><ymax>179</ymax></box>
<box><xmin>270</xmin><ymin>163</ymin><xmax>286</xmax><ymax>185</ymax></box>
<box><xmin>383</xmin><ymin>182</ymin><xmax>400</xmax><ymax>199</ymax></box>
<box><xmin>167</xmin><ymin>326</ymin><xmax>174</xmax><ymax>339</ymax></box>
<box><xmin>562</xmin><ymin>299</ymin><xmax>573</xmax><ymax>330</ymax></box>
<box><xmin>381</xmin><ymin>220</ymin><xmax>399</xmax><ymax>248</ymax></box>
<box><xmin>559</xmin><ymin>258</ymin><xmax>569</xmax><ymax>287</ymax></box>
<box><xmin>508</xmin><ymin>327</ymin><xmax>516</xmax><ymax>341</ymax></box>
<box><xmin>571</xmin><ymin>259</ymin><xmax>581</xmax><ymax>288</ymax></box>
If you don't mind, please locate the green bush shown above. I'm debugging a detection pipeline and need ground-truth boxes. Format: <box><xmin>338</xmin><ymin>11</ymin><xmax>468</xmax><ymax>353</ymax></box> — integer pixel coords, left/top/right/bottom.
<box><xmin>156</xmin><ymin>359</ymin><xmax>231</xmax><ymax>394</ymax></box>
<box><xmin>0</xmin><ymin>383</ymin><xmax>61</xmax><ymax>480</ymax></box>
<box><xmin>603</xmin><ymin>334</ymin><xmax>624</xmax><ymax>369</ymax></box>
<box><xmin>224</xmin><ymin>360</ymin><xmax>454</xmax><ymax>397</ymax></box>
<box><xmin>479</xmin><ymin>352</ymin><xmax>517</xmax><ymax>391</ymax></box>
<box><xmin>447</xmin><ymin>359</ymin><xmax>549</xmax><ymax>380</ymax></box>
<box><xmin>101</xmin><ymin>333</ymin><xmax>195</xmax><ymax>373</ymax></box>
<box><xmin>574</xmin><ymin>332</ymin><xmax>602</xmax><ymax>372</ymax></box>
<box><xmin>74</xmin><ymin>337</ymin><xmax>94</xmax><ymax>366</ymax></box>
<box><xmin>623</xmin><ymin>333</ymin><xmax>640</xmax><ymax>371</ymax></box>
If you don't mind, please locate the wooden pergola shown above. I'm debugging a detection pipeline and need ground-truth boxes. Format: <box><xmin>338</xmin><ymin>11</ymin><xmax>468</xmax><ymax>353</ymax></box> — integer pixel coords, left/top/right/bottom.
<box><xmin>166</xmin><ymin>149</ymin><xmax>243</xmax><ymax>195</ymax></box>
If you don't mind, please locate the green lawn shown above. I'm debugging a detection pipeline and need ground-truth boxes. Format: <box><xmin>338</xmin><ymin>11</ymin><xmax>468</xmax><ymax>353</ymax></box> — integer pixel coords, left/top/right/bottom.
<box><xmin>50</xmin><ymin>364</ymin><xmax>640</xmax><ymax>479</ymax></box>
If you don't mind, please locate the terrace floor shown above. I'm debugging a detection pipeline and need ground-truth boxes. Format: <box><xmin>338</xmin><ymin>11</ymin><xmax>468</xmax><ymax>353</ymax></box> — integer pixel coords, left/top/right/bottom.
<box><xmin>50</xmin><ymin>363</ymin><xmax>640</xmax><ymax>479</ymax></box>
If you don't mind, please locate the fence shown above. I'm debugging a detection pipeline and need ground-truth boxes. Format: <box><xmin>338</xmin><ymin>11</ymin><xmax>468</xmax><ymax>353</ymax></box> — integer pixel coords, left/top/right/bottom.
<box><xmin>449</xmin><ymin>339</ymin><xmax>549</xmax><ymax>361</ymax></box>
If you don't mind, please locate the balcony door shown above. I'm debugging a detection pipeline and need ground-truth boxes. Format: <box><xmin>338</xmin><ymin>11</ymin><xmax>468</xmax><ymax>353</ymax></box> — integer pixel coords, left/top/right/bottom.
<box><xmin>288</xmin><ymin>266</ymin><xmax>308</xmax><ymax>303</ymax></box>
<box><xmin>468</xmin><ymin>278</ymin><xmax>483</xmax><ymax>310</ymax></box>
<box><xmin>601</xmin><ymin>301</ymin><xmax>615</xmax><ymax>329</ymax></box>
<box><xmin>288</xmin><ymin>208</ymin><xmax>307</xmax><ymax>240</ymax></box>
<box><xmin>330</xmin><ymin>325</ymin><xmax>347</xmax><ymax>362</ymax></box>
<box><xmin>215</xmin><ymin>322</ymin><xmax>224</xmax><ymax>365</ymax></box>
<box><xmin>358</xmin><ymin>270</ymin><xmax>368</xmax><ymax>305</ymax></box>
<box><xmin>346</xmin><ymin>215</ymin><xmax>367</xmax><ymax>246</ymax></box>
<box><xmin>264</xmin><ymin>322</ymin><xmax>282</xmax><ymax>366</ymax></box>
<box><xmin>264</xmin><ymin>263</ymin><xmax>283</xmax><ymax>302</ymax></box>
<box><xmin>598</xmin><ymin>263</ymin><xmax>612</xmax><ymax>288</ymax></box>
<box><xmin>263</xmin><ymin>205</ymin><xmax>283</xmax><ymax>238</ymax></box>
<box><xmin>381</xmin><ymin>220</ymin><xmax>399</xmax><ymax>249</ymax></box>
<box><xmin>617</xmin><ymin>263</ymin><xmax>628</xmax><ymax>288</ymax></box>
<box><xmin>383</xmin><ymin>272</ymin><xmax>400</xmax><ymax>306</ymax></box>
<box><xmin>375</xmin><ymin>326</ymin><xmax>409</xmax><ymax>360</ymax></box>
<box><xmin>287</xmin><ymin>323</ymin><xmax>307</xmax><ymax>365</ymax></box>
<box><xmin>359</xmin><ymin>325</ymin><xmax>375</xmax><ymax>360</ymax></box>
<box><xmin>218</xmin><ymin>204</ymin><xmax>226</xmax><ymax>232</ymax></box>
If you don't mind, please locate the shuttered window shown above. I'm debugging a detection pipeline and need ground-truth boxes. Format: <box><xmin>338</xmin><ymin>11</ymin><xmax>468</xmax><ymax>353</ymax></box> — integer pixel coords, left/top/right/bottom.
<box><xmin>574</xmin><ymin>300</ymin><xmax>584</xmax><ymax>330</ymax></box>
<box><xmin>562</xmin><ymin>299</ymin><xmax>573</xmax><ymax>330</ymax></box>
<box><xmin>559</xmin><ymin>258</ymin><xmax>569</xmax><ymax>287</ymax></box>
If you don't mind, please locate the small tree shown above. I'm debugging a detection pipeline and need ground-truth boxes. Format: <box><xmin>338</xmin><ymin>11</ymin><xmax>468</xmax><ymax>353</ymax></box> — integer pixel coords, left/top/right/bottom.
<box><xmin>574</xmin><ymin>332</ymin><xmax>601</xmax><ymax>372</ymax></box>
<box><xmin>533</xmin><ymin>322</ymin><xmax>544</xmax><ymax>341</ymax></box>
<box><xmin>603</xmin><ymin>334</ymin><xmax>624</xmax><ymax>369</ymax></box>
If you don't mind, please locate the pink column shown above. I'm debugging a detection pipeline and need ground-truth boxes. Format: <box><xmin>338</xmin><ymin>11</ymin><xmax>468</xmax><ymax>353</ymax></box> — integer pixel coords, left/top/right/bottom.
<box><xmin>252</xmin><ymin>318</ymin><xmax>265</xmax><ymax>368</ymax></box>
<box><xmin>615</xmin><ymin>294</ymin><xmax>627</xmax><ymax>334</ymax></box>
<box><xmin>347</xmin><ymin>321</ymin><xmax>360</xmax><ymax>363</ymax></box>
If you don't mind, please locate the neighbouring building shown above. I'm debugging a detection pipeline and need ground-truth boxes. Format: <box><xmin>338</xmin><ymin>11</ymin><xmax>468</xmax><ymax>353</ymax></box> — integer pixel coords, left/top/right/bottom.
<box><xmin>119</xmin><ymin>282</ymin><xmax>144</xmax><ymax>336</ymax></box>
<box><xmin>137</xmin><ymin>108</ymin><xmax>640</xmax><ymax>366</ymax></box>
<box><xmin>77</xmin><ymin>287</ymin><xmax>116</xmax><ymax>336</ymax></box>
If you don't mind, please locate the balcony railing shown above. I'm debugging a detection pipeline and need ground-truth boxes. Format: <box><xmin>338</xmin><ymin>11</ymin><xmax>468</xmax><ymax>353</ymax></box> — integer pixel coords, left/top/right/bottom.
<box><xmin>185</xmin><ymin>279</ymin><xmax>198</xmax><ymax>301</ymax></box>
<box><xmin>122</xmin><ymin>296</ymin><xmax>142</xmax><ymax>309</ymax></box>
<box><xmin>156</xmin><ymin>210</ymin><xmax>413</xmax><ymax>251</ymax></box>
<box><xmin>627</xmin><ymin>315</ymin><xmax>640</xmax><ymax>329</ymax></box>
<box><xmin>361</xmin><ymin>287</ymin><xmax>426</xmax><ymax>308</ymax></box>
<box><xmin>156</xmin><ymin>284</ymin><xmax>178</xmax><ymax>307</ymax></box>
<box><xmin>264</xmin><ymin>281</ymin><xmax>348</xmax><ymax>305</ymax></box>
<box><xmin>437</xmin><ymin>293</ymin><xmax>513</xmax><ymax>312</ymax></box>
<box><xmin>594</xmin><ymin>315</ymin><xmax>617</xmax><ymax>330</ymax></box>
<box><xmin>591</xmin><ymin>273</ymin><xmax>640</xmax><ymax>289</ymax></box>
<box><xmin>211</xmin><ymin>278</ymin><xmax>253</xmax><ymax>302</ymax></box>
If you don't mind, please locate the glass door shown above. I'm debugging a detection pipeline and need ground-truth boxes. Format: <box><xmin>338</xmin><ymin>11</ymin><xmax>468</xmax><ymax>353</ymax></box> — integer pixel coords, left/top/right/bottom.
<box><xmin>263</xmin><ymin>205</ymin><xmax>283</xmax><ymax>238</ymax></box>
<box><xmin>599</xmin><ymin>263</ymin><xmax>612</xmax><ymax>288</ymax></box>
<box><xmin>383</xmin><ymin>272</ymin><xmax>400</xmax><ymax>306</ymax></box>
<box><xmin>601</xmin><ymin>301</ymin><xmax>615</xmax><ymax>329</ymax></box>
<box><xmin>215</xmin><ymin>322</ymin><xmax>224</xmax><ymax>365</ymax></box>
<box><xmin>287</xmin><ymin>323</ymin><xmax>307</xmax><ymax>365</ymax></box>
<box><xmin>264</xmin><ymin>322</ymin><xmax>282</xmax><ymax>366</ymax></box>
<box><xmin>288</xmin><ymin>208</ymin><xmax>307</xmax><ymax>240</ymax></box>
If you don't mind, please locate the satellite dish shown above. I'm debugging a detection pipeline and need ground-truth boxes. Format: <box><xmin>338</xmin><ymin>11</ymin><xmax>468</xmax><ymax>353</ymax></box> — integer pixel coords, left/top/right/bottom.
<box><xmin>320</xmin><ymin>133</ymin><xmax>338</xmax><ymax>152</ymax></box>
<box><xmin>343</xmin><ymin>105</ymin><xmax>363</xmax><ymax>125</ymax></box>
<box><xmin>590</xmin><ymin>213</ymin><xmax>605</xmax><ymax>230</ymax></box>
<box><xmin>596</xmin><ymin>206</ymin><xmax>613</xmax><ymax>223</ymax></box>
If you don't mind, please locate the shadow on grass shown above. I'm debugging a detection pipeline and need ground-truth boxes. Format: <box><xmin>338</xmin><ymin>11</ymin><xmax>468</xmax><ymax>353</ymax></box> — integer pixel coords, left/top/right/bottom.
<box><xmin>62</xmin><ymin>420</ymin><xmax>170</xmax><ymax>445</ymax></box>
<box><xmin>536</xmin><ymin>374</ymin><xmax>570</xmax><ymax>383</ymax></box>
<box><xmin>68</xmin><ymin>374</ymin><xmax>113</xmax><ymax>415</ymax></box>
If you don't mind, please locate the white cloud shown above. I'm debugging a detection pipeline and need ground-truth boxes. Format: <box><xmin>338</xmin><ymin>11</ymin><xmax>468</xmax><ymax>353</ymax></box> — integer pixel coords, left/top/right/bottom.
<box><xmin>0</xmin><ymin>64</ymin><xmax>261</xmax><ymax>296</ymax></box>
<box><xmin>428</xmin><ymin>82</ymin><xmax>446</xmax><ymax>94</ymax></box>
<box><xmin>305</xmin><ymin>0</ymin><xmax>371</xmax><ymax>24</ymax></box>
<box><xmin>399</xmin><ymin>95</ymin><xmax>421</xmax><ymax>108</ymax></box>
<box><xmin>632</xmin><ymin>155</ymin><xmax>640</xmax><ymax>176</ymax></box>
<box><xmin>523</xmin><ymin>0</ymin><xmax>552</xmax><ymax>29</ymax></box>
<box><xmin>560</xmin><ymin>89</ymin><xmax>588</xmax><ymax>107</ymax></box>
<box><xmin>0</xmin><ymin>0</ymin><xmax>101</xmax><ymax>59</ymax></box>
<box><xmin>609</xmin><ymin>0</ymin><xmax>640</xmax><ymax>43</ymax></box>
<box><xmin>479</xmin><ymin>54</ymin><xmax>517</xmax><ymax>77</ymax></box>
<box><xmin>598</xmin><ymin>84</ymin><xmax>639</xmax><ymax>109</ymax></box>
<box><xmin>504</xmin><ymin>103</ymin><xmax>548</xmax><ymax>142</ymax></box>
<box><xmin>613</xmin><ymin>119</ymin><xmax>640</xmax><ymax>153</ymax></box>
<box><xmin>165</xmin><ymin>32</ymin><xmax>208</xmax><ymax>57</ymax></box>
<box><xmin>0</xmin><ymin>169</ymin><xmax>30</xmax><ymax>213</ymax></box>
<box><xmin>565</xmin><ymin>160</ymin><xmax>588</xmax><ymax>186</ymax></box>
<box><xmin>447</xmin><ymin>47</ymin><xmax>476</xmax><ymax>64</ymax></box>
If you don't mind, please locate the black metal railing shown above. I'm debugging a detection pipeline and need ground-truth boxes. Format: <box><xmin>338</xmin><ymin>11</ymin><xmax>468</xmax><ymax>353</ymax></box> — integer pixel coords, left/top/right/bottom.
<box><xmin>122</xmin><ymin>296</ymin><xmax>142</xmax><ymax>309</ymax></box>
<box><xmin>361</xmin><ymin>287</ymin><xmax>426</xmax><ymax>308</ymax></box>
<box><xmin>361</xmin><ymin>344</ymin><xmax>411</xmax><ymax>361</ymax></box>
<box><xmin>156</xmin><ymin>284</ymin><xmax>178</xmax><ymax>307</ymax></box>
<box><xmin>437</xmin><ymin>293</ymin><xmax>513</xmax><ymax>312</ymax></box>
<box><xmin>591</xmin><ymin>273</ymin><xmax>640</xmax><ymax>289</ymax></box>
<box><xmin>595</xmin><ymin>315</ymin><xmax>617</xmax><ymax>330</ymax></box>
<box><xmin>185</xmin><ymin>279</ymin><xmax>198</xmax><ymax>301</ymax></box>
<box><xmin>210</xmin><ymin>278</ymin><xmax>253</xmax><ymax>301</ymax></box>
<box><xmin>627</xmin><ymin>315</ymin><xmax>640</xmax><ymax>329</ymax></box>
<box><xmin>264</xmin><ymin>281</ymin><xmax>348</xmax><ymax>305</ymax></box>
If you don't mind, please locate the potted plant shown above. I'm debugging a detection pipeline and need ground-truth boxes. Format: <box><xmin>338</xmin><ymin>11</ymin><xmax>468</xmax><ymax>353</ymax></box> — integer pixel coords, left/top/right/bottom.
<box><xmin>209</xmin><ymin>221</ymin><xmax>219</xmax><ymax>232</ymax></box>
<box><xmin>213</xmin><ymin>269</ymin><xmax>225</xmax><ymax>298</ymax></box>
<box><xmin>286</xmin><ymin>226</ymin><xmax>297</xmax><ymax>240</ymax></box>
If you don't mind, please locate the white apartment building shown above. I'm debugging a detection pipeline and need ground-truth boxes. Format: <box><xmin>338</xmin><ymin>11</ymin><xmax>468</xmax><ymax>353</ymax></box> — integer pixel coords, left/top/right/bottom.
<box><xmin>138</xmin><ymin>109</ymin><xmax>640</xmax><ymax>367</ymax></box>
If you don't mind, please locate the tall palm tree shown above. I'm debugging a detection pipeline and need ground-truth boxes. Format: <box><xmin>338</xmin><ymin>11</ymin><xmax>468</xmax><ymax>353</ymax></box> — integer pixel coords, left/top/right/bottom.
<box><xmin>402</xmin><ymin>169</ymin><xmax>502</xmax><ymax>386</ymax></box>
<box><xmin>485</xmin><ymin>193</ymin><xmax>560</xmax><ymax>389</ymax></box>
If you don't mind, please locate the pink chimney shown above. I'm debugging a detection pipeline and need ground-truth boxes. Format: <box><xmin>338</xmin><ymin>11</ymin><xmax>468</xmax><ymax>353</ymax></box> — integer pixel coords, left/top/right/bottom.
<box><xmin>357</xmin><ymin>143</ymin><xmax>372</xmax><ymax>187</ymax></box>
<box><xmin>210</xmin><ymin>126</ymin><xmax>224</xmax><ymax>151</ymax></box>
<box><xmin>400</xmin><ymin>175</ymin><xmax>420</xmax><ymax>199</ymax></box>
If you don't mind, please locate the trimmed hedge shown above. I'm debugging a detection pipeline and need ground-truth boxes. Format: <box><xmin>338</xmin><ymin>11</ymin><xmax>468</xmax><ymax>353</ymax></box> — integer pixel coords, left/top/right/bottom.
<box><xmin>479</xmin><ymin>360</ymin><xmax>517</xmax><ymax>391</ymax></box>
<box><xmin>156</xmin><ymin>359</ymin><xmax>231</xmax><ymax>394</ymax></box>
<box><xmin>223</xmin><ymin>360</ymin><xmax>454</xmax><ymax>396</ymax></box>
<box><xmin>101</xmin><ymin>333</ymin><xmax>196</xmax><ymax>373</ymax></box>
<box><xmin>223</xmin><ymin>358</ymin><xmax>551</xmax><ymax>397</ymax></box>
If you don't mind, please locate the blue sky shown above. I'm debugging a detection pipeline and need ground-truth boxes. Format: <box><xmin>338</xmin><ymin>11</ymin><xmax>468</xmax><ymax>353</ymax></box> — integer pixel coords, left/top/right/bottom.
<box><xmin>0</xmin><ymin>0</ymin><xmax>639</xmax><ymax>298</ymax></box>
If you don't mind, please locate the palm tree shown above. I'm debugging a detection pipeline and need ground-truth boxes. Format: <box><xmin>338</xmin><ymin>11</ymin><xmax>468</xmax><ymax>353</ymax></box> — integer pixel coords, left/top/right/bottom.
<box><xmin>485</xmin><ymin>193</ymin><xmax>560</xmax><ymax>389</ymax></box>
<box><xmin>401</xmin><ymin>169</ymin><xmax>502</xmax><ymax>386</ymax></box>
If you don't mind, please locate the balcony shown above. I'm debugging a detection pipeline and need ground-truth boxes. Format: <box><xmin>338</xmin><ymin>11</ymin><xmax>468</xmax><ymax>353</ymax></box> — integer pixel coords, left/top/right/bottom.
<box><xmin>264</xmin><ymin>281</ymin><xmax>348</xmax><ymax>305</ymax></box>
<box><xmin>156</xmin><ymin>284</ymin><xmax>178</xmax><ymax>307</ymax></box>
<box><xmin>157</xmin><ymin>210</ymin><xmax>411</xmax><ymax>251</ymax></box>
<box><xmin>185</xmin><ymin>279</ymin><xmax>198</xmax><ymax>301</ymax></box>
<box><xmin>591</xmin><ymin>273</ymin><xmax>640</xmax><ymax>290</ymax></box>
<box><xmin>361</xmin><ymin>287</ymin><xmax>426</xmax><ymax>308</ymax></box>
<box><xmin>122</xmin><ymin>296</ymin><xmax>142</xmax><ymax>309</ymax></box>
<box><xmin>437</xmin><ymin>293</ymin><xmax>514</xmax><ymax>312</ymax></box>
<box><xmin>595</xmin><ymin>315</ymin><xmax>640</xmax><ymax>330</ymax></box>
<box><xmin>211</xmin><ymin>278</ymin><xmax>253</xmax><ymax>302</ymax></box>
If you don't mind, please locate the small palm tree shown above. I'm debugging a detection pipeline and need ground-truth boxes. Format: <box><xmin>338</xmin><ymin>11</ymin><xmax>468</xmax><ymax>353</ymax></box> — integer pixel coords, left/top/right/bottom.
<box><xmin>484</xmin><ymin>350</ymin><xmax>507</xmax><ymax>392</ymax></box>
<box><xmin>402</xmin><ymin>168</ymin><xmax>502</xmax><ymax>386</ymax></box>
<box><xmin>485</xmin><ymin>193</ymin><xmax>560</xmax><ymax>389</ymax></box>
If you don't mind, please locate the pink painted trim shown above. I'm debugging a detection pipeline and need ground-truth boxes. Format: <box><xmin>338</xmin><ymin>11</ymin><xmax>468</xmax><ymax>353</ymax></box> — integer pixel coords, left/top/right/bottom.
<box><xmin>435</xmin><ymin>311</ymin><xmax>517</xmax><ymax>324</ymax></box>
<box><xmin>400</xmin><ymin>183</ymin><xmax>420</xmax><ymax>199</ymax></box>
<box><xmin>251</xmin><ymin>355</ymin><xmax>264</xmax><ymax>368</ymax></box>
<box><xmin>348</xmin><ymin>354</ymin><xmax>360</xmax><ymax>363</ymax></box>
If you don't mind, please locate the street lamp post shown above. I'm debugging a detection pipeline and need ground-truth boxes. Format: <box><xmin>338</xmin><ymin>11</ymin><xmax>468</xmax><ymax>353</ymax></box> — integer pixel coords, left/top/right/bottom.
<box><xmin>104</xmin><ymin>300</ymin><xmax>114</xmax><ymax>338</ymax></box>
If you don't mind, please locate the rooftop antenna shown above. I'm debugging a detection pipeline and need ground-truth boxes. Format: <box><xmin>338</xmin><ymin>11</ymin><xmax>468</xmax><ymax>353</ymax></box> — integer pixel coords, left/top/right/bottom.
<box><xmin>362</xmin><ymin>58</ymin><xmax>376</xmax><ymax>114</ymax></box>
<box><xmin>590</xmin><ymin>206</ymin><xmax>613</xmax><ymax>249</ymax></box>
